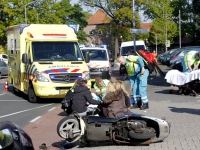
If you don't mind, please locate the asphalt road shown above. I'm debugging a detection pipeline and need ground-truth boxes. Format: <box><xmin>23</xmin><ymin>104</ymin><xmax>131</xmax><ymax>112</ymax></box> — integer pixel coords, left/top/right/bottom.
<box><xmin>0</xmin><ymin>78</ymin><xmax>60</xmax><ymax>127</ymax></box>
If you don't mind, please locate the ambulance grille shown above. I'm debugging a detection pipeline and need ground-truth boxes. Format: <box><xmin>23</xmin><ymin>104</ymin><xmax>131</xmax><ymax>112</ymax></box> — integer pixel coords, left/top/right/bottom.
<box><xmin>49</xmin><ymin>73</ymin><xmax>82</xmax><ymax>83</ymax></box>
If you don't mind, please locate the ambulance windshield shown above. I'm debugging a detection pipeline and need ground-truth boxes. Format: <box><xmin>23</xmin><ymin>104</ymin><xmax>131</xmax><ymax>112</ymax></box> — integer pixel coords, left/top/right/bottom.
<box><xmin>32</xmin><ymin>42</ymin><xmax>84</xmax><ymax>61</ymax></box>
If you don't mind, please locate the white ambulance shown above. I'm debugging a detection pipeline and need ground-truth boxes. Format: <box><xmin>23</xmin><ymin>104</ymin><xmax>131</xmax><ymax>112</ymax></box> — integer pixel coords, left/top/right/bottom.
<box><xmin>80</xmin><ymin>47</ymin><xmax>111</xmax><ymax>82</ymax></box>
<box><xmin>7</xmin><ymin>24</ymin><xmax>91</xmax><ymax>103</ymax></box>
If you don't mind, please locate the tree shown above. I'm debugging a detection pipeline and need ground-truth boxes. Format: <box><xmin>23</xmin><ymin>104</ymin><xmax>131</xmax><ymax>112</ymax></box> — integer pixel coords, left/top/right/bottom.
<box><xmin>140</xmin><ymin>0</ymin><xmax>178</xmax><ymax>51</ymax></box>
<box><xmin>193</xmin><ymin>0</ymin><xmax>200</xmax><ymax>45</ymax></box>
<box><xmin>79</xmin><ymin>0</ymin><xmax>142</xmax><ymax>57</ymax></box>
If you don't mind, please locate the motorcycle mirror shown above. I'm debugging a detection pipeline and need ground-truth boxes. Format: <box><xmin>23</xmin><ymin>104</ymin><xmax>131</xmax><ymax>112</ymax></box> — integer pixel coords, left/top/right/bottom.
<box><xmin>0</xmin><ymin>129</ymin><xmax>13</xmax><ymax>149</ymax></box>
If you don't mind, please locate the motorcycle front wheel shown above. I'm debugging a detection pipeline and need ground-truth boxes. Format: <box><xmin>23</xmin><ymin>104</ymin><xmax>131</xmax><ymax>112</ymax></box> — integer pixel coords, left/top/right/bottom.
<box><xmin>57</xmin><ymin>116</ymin><xmax>81</xmax><ymax>140</ymax></box>
<box><xmin>129</xmin><ymin>127</ymin><xmax>155</xmax><ymax>140</ymax></box>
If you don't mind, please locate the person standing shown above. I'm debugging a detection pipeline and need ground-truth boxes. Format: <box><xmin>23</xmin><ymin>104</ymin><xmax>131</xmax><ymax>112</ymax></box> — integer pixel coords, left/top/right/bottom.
<box><xmin>152</xmin><ymin>50</ymin><xmax>157</xmax><ymax>62</ymax></box>
<box><xmin>182</xmin><ymin>51</ymin><xmax>200</xmax><ymax>72</ymax></box>
<box><xmin>117</xmin><ymin>55</ymin><xmax>149</xmax><ymax>110</ymax></box>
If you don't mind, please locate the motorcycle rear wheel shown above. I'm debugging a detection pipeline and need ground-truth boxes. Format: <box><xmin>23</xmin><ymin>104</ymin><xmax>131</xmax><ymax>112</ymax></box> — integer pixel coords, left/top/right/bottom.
<box><xmin>129</xmin><ymin>127</ymin><xmax>155</xmax><ymax>140</ymax></box>
<box><xmin>57</xmin><ymin>116</ymin><xmax>80</xmax><ymax>140</ymax></box>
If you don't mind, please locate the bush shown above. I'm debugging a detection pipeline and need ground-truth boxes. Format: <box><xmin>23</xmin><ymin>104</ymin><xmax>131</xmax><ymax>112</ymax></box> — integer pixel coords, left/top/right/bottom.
<box><xmin>0</xmin><ymin>45</ymin><xmax>7</xmax><ymax>54</ymax></box>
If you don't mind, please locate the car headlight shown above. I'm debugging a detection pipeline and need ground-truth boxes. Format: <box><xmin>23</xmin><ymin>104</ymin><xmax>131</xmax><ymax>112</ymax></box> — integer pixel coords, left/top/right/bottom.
<box><xmin>100</xmin><ymin>67</ymin><xmax>109</xmax><ymax>71</ymax></box>
<box><xmin>175</xmin><ymin>60</ymin><xmax>181</xmax><ymax>64</ymax></box>
<box><xmin>167</xmin><ymin>58</ymin><xmax>170</xmax><ymax>60</ymax></box>
<box><xmin>82</xmin><ymin>71</ymin><xmax>90</xmax><ymax>80</ymax></box>
<box><xmin>36</xmin><ymin>72</ymin><xmax>49</xmax><ymax>82</ymax></box>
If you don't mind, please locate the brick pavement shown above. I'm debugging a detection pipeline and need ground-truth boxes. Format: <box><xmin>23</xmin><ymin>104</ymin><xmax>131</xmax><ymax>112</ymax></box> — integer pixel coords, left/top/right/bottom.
<box><xmin>23</xmin><ymin>63</ymin><xmax>200</xmax><ymax>150</ymax></box>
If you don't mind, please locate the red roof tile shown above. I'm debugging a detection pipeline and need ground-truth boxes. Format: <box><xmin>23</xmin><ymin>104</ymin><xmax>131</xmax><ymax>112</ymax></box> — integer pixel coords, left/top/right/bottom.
<box><xmin>140</xmin><ymin>23</ymin><xmax>152</xmax><ymax>31</ymax></box>
<box><xmin>87</xmin><ymin>9</ymin><xmax>110</xmax><ymax>25</ymax></box>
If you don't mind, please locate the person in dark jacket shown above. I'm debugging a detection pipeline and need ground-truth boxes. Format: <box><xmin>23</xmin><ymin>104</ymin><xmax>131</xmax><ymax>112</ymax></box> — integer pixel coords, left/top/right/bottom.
<box><xmin>71</xmin><ymin>78</ymin><xmax>102</xmax><ymax>116</ymax></box>
<box><xmin>102</xmin><ymin>80</ymin><xmax>131</xmax><ymax>118</ymax></box>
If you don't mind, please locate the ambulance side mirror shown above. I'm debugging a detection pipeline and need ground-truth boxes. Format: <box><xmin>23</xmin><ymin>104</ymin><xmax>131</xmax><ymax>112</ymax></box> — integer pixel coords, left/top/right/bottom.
<box><xmin>22</xmin><ymin>53</ymin><xmax>28</xmax><ymax>64</ymax></box>
<box><xmin>84</xmin><ymin>52</ymin><xmax>90</xmax><ymax>63</ymax></box>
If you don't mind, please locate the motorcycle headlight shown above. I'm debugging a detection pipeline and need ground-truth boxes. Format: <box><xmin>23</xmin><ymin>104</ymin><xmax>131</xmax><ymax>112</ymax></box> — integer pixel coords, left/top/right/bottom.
<box><xmin>100</xmin><ymin>67</ymin><xmax>109</xmax><ymax>71</ymax></box>
<box><xmin>36</xmin><ymin>72</ymin><xmax>49</xmax><ymax>82</ymax></box>
<box><xmin>82</xmin><ymin>71</ymin><xmax>90</xmax><ymax>80</ymax></box>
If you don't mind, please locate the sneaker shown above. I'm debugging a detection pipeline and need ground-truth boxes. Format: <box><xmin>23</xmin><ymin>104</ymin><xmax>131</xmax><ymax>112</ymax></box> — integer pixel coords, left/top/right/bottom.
<box><xmin>131</xmin><ymin>104</ymin><xmax>139</xmax><ymax>109</ymax></box>
<box><xmin>140</xmin><ymin>103</ymin><xmax>149</xmax><ymax>110</ymax></box>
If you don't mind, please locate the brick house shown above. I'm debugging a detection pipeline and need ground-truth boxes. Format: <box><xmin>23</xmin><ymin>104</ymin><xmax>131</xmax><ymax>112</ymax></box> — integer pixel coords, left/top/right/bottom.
<box><xmin>83</xmin><ymin>9</ymin><xmax>152</xmax><ymax>50</ymax></box>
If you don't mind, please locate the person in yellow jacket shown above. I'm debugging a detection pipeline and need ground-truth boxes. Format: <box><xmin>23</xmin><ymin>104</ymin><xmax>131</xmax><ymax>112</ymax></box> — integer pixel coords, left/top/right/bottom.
<box><xmin>93</xmin><ymin>77</ymin><xmax>110</xmax><ymax>101</ymax></box>
<box><xmin>181</xmin><ymin>51</ymin><xmax>200</xmax><ymax>72</ymax></box>
<box><xmin>117</xmin><ymin>55</ymin><xmax>149</xmax><ymax>110</ymax></box>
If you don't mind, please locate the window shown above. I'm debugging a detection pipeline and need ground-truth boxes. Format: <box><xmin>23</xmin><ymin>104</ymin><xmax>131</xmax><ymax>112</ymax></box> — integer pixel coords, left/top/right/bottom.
<box><xmin>89</xmin><ymin>31</ymin><xmax>93</xmax><ymax>35</ymax></box>
<box><xmin>97</xmin><ymin>31</ymin><xmax>102</xmax><ymax>35</ymax></box>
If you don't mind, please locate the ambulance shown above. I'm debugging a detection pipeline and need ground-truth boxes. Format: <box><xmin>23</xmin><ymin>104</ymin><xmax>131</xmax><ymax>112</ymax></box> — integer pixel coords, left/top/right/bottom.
<box><xmin>7</xmin><ymin>24</ymin><xmax>91</xmax><ymax>103</ymax></box>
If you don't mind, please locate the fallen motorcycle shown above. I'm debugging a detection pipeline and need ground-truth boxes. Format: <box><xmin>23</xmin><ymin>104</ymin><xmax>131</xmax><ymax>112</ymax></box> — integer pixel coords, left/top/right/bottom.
<box><xmin>57</xmin><ymin>111</ymin><xmax>171</xmax><ymax>148</ymax></box>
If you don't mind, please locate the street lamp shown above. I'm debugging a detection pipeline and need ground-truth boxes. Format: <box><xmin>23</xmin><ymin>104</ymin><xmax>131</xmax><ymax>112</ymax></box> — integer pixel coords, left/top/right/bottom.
<box><xmin>132</xmin><ymin>0</ymin><xmax>136</xmax><ymax>52</ymax></box>
<box><xmin>25</xmin><ymin>0</ymin><xmax>40</xmax><ymax>24</ymax></box>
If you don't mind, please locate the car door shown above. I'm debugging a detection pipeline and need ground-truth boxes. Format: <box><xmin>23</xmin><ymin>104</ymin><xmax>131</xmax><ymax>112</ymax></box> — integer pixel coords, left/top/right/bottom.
<box><xmin>0</xmin><ymin>61</ymin><xmax>8</xmax><ymax>75</ymax></box>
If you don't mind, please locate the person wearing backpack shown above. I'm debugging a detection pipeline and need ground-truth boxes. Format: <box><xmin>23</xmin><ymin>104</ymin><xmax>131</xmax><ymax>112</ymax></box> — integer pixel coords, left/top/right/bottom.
<box><xmin>117</xmin><ymin>55</ymin><xmax>149</xmax><ymax>110</ymax></box>
<box><xmin>71</xmin><ymin>78</ymin><xmax>102</xmax><ymax>116</ymax></box>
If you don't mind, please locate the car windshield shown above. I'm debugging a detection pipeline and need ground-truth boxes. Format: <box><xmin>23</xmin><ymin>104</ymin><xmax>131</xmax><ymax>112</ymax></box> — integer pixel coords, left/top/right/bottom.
<box><xmin>178</xmin><ymin>51</ymin><xmax>189</xmax><ymax>57</ymax></box>
<box><xmin>121</xmin><ymin>45</ymin><xmax>145</xmax><ymax>56</ymax></box>
<box><xmin>32</xmin><ymin>42</ymin><xmax>84</xmax><ymax>61</ymax></box>
<box><xmin>81</xmin><ymin>49</ymin><xmax>108</xmax><ymax>61</ymax></box>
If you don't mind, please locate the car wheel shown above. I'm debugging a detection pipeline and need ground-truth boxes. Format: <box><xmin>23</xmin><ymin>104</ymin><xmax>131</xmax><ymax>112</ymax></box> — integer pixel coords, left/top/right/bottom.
<box><xmin>28</xmin><ymin>84</ymin><xmax>38</xmax><ymax>103</ymax></box>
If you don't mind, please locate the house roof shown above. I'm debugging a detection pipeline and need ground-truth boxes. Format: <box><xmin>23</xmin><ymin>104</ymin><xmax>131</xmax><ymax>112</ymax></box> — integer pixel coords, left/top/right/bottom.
<box><xmin>87</xmin><ymin>9</ymin><xmax>110</xmax><ymax>25</ymax></box>
<box><xmin>140</xmin><ymin>22</ymin><xmax>152</xmax><ymax>31</ymax></box>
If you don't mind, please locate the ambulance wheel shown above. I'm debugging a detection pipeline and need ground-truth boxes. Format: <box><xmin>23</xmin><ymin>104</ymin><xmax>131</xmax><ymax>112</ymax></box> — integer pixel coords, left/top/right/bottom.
<box><xmin>28</xmin><ymin>84</ymin><xmax>38</xmax><ymax>103</ymax></box>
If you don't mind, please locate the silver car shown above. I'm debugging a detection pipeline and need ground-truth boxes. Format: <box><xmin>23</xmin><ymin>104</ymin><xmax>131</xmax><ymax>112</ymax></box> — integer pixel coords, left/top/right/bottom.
<box><xmin>0</xmin><ymin>60</ymin><xmax>8</xmax><ymax>79</ymax></box>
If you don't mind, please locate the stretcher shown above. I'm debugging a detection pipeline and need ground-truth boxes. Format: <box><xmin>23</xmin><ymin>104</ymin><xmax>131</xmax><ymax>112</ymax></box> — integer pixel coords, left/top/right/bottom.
<box><xmin>165</xmin><ymin>69</ymin><xmax>200</xmax><ymax>96</ymax></box>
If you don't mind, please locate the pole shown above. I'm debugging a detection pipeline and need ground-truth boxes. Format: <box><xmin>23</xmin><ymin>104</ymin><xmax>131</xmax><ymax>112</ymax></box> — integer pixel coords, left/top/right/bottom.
<box><xmin>165</xmin><ymin>9</ymin><xmax>168</xmax><ymax>52</ymax></box>
<box><xmin>156</xmin><ymin>34</ymin><xmax>157</xmax><ymax>54</ymax></box>
<box><xmin>25</xmin><ymin>5</ymin><xmax>27</xmax><ymax>24</ymax></box>
<box><xmin>179</xmin><ymin>10</ymin><xmax>181</xmax><ymax>48</ymax></box>
<box><xmin>132</xmin><ymin>0</ymin><xmax>136</xmax><ymax>52</ymax></box>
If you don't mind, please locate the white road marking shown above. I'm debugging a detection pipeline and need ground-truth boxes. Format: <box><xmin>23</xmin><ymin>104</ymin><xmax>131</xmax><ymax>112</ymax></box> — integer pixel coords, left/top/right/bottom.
<box><xmin>0</xmin><ymin>93</ymin><xmax>5</xmax><ymax>96</ymax></box>
<box><xmin>0</xmin><ymin>103</ymin><xmax>54</xmax><ymax>118</ymax></box>
<box><xmin>0</xmin><ymin>100</ymin><xmax>25</xmax><ymax>101</ymax></box>
<box><xmin>30</xmin><ymin>116</ymin><xmax>41</xmax><ymax>122</ymax></box>
<box><xmin>48</xmin><ymin>107</ymin><xmax>55</xmax><ymax>111</ymax></box>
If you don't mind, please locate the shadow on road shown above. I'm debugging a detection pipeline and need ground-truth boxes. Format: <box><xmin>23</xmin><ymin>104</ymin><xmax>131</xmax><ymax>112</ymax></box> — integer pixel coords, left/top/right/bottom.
<box><xmin>169</xmin><ymin>106</ymin><xmax>200</xmax><ymax>115</ymax></box>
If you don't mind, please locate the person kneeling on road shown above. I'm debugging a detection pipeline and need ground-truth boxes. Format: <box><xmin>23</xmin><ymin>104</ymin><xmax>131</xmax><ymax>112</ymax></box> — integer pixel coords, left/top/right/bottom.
<box><xmin>93</xmin><ymin>77</ymin><xmax>110</xmax><ymax>101</ymax></box>
<box><xmin>117</xmin><ymin>55</ymin><xmax>149</xmax><ymax>110</ymax></box>
<box><xmin>71</xmin><ymin>78</ymin><xmax>102</xmax><ymax>117</ymax></box>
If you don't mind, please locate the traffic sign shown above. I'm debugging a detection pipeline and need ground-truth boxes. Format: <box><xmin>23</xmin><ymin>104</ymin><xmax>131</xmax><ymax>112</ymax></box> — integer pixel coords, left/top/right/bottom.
<box><xmin>130</xmin><ymin>29</ymin><xmax>148</xmax><ymax>34</ymax></box>
<box><xmin>165</xmin><ymin>40</ymin><xmax>170</xmax><ymax>47</ymax></box>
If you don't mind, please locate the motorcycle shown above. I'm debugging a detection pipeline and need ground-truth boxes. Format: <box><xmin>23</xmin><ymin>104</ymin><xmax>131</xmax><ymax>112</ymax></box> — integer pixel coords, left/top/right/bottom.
<box><xmin>57</xmin><ymin>105</ymin><xmax>171</xmax><ymax>148</ymax></box>
<box><xmin>0</xmin><ymin>121</ymin><xmax>35</xmax><ymax>150</ymax></box>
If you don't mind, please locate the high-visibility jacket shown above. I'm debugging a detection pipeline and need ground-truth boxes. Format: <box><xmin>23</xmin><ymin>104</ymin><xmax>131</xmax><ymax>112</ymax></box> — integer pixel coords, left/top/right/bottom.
<box><xmin>93</xmin><ymin>79</ymin><xmax>110</xmax><ymax>93</ymax></box>
<box><xmin>125</xmin><ymin>55</ymin><xmax>143</xmax><ymax>76</ymax></box>
<box><xmin>183</xmin><ymin>51</ymin><xmax>200</xmax><ymax>72</ymax></box>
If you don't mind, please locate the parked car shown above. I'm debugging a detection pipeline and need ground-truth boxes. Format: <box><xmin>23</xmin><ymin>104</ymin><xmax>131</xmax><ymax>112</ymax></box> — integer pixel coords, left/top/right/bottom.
<box><xmin>159</xmin><ymin>48</ymin><xmax>179</xmax><ymax>64</ymax></box>
<box><xmin>169</xmin><ymin>49</ymin><xmax>190</xmax><ymax>68</ymax></box>
<box><xmin>0</xmin><ymin>60</ymin><xmax>8</xmax><ymax>79</ymax></box>
<box><xmin>163</xmin><ymin>49</ymin><xmax>182</xmax><ymax>66</ymax></box>
<box><xmin>0</xmin><ymin>54</ymin><xmax>8</xmax><ymax>64</ymax></box>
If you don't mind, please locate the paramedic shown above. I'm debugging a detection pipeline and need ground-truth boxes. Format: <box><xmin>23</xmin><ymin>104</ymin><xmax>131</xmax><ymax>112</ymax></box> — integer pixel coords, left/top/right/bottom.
<box><xmin>93</xmin><ymin>77</ymin><xmax>110</xmax><ymax>101</ymax></box>
<box><xmin>117</xmin><ymin>55</ymin><xmax>149</xmax><ymax>110</ymax></box>
<box><xmin>182</xmin><ymin>51</ymin><xmax>200</xmax><ymax>73</ymax></box>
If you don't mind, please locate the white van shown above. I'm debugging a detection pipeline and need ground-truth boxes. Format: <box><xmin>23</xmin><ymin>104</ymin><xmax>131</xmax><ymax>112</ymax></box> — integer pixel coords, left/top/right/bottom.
<box><xmin>119</xmin><ymin>40</ymin><xmax>146</xmax><ymax>56</ymax></box>
<box><xmin>0</xmin><ymin>54</ymin><xmax>8</xmax><ymax>64</ymax></box>
<box><xmin>80</xmin><ymin>47</ymin><xmax>111</xmax><ymax>82</ymax></box>
<box><xmin>118</xmin><ymin>40</ymin><xmax>146</xmax><ymax>76</ymax></box>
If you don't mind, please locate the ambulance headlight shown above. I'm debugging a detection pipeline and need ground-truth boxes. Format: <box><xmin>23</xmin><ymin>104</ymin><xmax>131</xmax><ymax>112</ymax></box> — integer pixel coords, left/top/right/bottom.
<box><xmin>82</xmin><ymin>72</ymin><xmax>90</xmax><ymax>80</ymax></box>
<box><xmin>36</xmin><ymin>72</ymin><xmax>49</xmax><ymax>82</ymax></box>
<box><xmin>100</xmin><ymin>67</ymin><xmax>109</xmax><ymax>71</ymax></box>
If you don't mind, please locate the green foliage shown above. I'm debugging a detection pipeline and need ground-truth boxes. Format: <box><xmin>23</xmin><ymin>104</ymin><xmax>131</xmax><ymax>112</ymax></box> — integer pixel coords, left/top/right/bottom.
<box><xmin>0</xmin><ymin>0</ymin><xmax>90</xmax><ymax>46</ymax></box>
<box><xmin>0</xmin><ymin>45</ymin><xmax>7</xmax><ymax>54</ymax></box>
<box><xmin>140</xmin><ymin>0</ymin><xmax>178</xmax><ymax>46</ymax></box>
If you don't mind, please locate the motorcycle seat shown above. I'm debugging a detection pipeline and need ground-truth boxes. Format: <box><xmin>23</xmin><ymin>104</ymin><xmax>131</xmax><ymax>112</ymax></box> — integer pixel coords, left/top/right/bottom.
<box><xmin>87</xmin><ymin>116</ymin><xmax>121</xmax><ymax>123</ymax></box>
